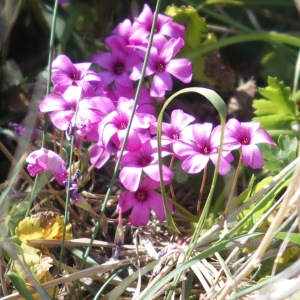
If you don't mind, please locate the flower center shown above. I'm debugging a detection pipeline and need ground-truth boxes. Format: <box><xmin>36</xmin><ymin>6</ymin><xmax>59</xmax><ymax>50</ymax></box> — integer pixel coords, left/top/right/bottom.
<box><xmin>172</xmin><ymin>131</ymin><xmax>180</xmax><ymax>140</ymax></box>
<box><xmin>114</xmin><ymin>63</ymin><xmax>125</xmax><ymax>74</ymax></box>
<box><xmin>201</xmin><ymin>146</ymin><xmax>211</xmax><ymax>155</ymax></box>
<box><xmin>241</xmin><ymin>137</ymin><xmax>250</xmax><ymax>145</ymax></box>
<box><xmin>72</xmin><ymin>72</ymin><xmax>80</xmax><ymax>80</ymax></box>
<box><xmin>118</xmin><ymin>122</ymin><xmax>127</xmax><ymax>129</ymax></box>
<box><xmin>139</xmin><ymin>156</ymin><xmax>151</xmax><ymax>167</ymax></box>
<box><xmin>156</xmin><ymin>62</ymin><xmax>165</xmax><ymax>72</ymax></box>
<box><xmin>136</xmin><ymin>191</ymin><xmax>146</xmax><ymax>201</ymax></box>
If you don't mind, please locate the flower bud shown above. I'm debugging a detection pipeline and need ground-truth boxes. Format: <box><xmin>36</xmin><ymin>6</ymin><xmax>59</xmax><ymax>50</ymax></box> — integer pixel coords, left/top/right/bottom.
<box><xmin>114</xmin><ymin>224</ymin><xmax>124</xmax><ymax>245</ymax></box>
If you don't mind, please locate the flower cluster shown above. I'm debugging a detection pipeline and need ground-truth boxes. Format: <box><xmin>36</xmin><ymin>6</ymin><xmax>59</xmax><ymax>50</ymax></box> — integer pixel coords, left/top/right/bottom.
<box><xmin>25</xmin><ymin>4</ymin><xmax>275</xmax><ymax>227</ymax></box>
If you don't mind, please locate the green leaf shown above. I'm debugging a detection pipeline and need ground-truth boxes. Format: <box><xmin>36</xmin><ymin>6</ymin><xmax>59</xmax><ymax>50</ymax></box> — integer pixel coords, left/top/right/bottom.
<box><xmin>253</xmin><ymin>77</ymin><xmax>299</xmax><ymax>130</ymax></box>
<box><xmin>8</xmin><ymin>272</ymin><xmax>35</xmax><ymax>300</ymax></box>
<box><xmin>172</xmin><ymin>159</ymin><xmax>189</xmax><ymax>183</ymax></box>
<box><xmin>259</xmin><ymin>135</ymin><xmax>298</xmax><ymax>173</ymax></box>
<box><xmin>238</xmin><ymin>177</ymin><xmax>275</xmax><ymax>232</ymax></box>
<box><xmin>276</xmin><ymin>232</ymin><xmax>300</xmax><ymax>246</ymax></box>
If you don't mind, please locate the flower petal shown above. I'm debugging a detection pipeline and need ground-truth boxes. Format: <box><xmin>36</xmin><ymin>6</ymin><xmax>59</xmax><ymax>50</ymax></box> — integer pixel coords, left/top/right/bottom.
<box><xmin>119</xmin><ymin>167</ymin><xmax>142</xmax><ymax>191</ymax></box>
<box><xmin>150</xmin><ymin>72</ymin><xmax>172</xmax><ymax>97</ymax></box>
<box><xmin>129</xmin><ymin>202</ymin><xmax>150</xmax><ymax>226</ymax></box>
<box><xmin>242</xmin><ymin>144</ymin><xmax>264</xmax><ymax>169</ymax></box>
<box><xmin>181</xmin><ymin>154</ymin><xmax>209</xmax><ymax>174</ymax></box>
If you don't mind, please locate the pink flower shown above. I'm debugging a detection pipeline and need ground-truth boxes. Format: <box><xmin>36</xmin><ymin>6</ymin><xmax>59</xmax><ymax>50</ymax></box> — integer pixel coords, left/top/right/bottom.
<box><xmin>39</xmin><ymin>86</ymin><xmax>102</xmax><ymax>131</ymax></box>
<box><xmin>105</xmin><ymin>19</ymin><xmax>145</xmax><ymax>49</ymax></box>
<box><xmin>150</xmin><ymin>109</ymin><xmax>195</xmax><ymax>146</ymax></box>
<box><xmin>225</xmin><ymin>118</ymin><xmax>276</xmax><ymax>169</ymax></box>
<box><xmin>130</xmin><ymin>37</ymin><xmax>192</xmax><ymax>97</ymax></box>
<box><xmin>130</xmin><ymin>4</ymin><xmax>185</xmax><ymax>42</ymax></box>
<box><xmin>98</xmin><ymin>97</ymin><xmax>155</xmax><ymax>151</ymax></box>
<box><xmin>51</xmin><ymin>55</ymin><xmax>100</xmax><ymax>94</ymax></box>
<box><xmin>26</xmin><ymin>148</ymin><xmax>68</xmax><ymax>185</ymax></box>
<box><xmin>118</xmin><ymin>177</ymin><xmax>173</xmax><ymax>226</ymax></box>
<box><xmin>119</xmin><ymin>139</ymin><xmax>173</xmax><ymax>191</ymax></box>
<box><xmin>92</xmin><ymin>42</ymin><xmax>141</xmax><ymax>88</ymax></box>
<box><xmin>173</xmin><ymin>123</ymin><xmax>233</xmax><ymax>175</ymax></box>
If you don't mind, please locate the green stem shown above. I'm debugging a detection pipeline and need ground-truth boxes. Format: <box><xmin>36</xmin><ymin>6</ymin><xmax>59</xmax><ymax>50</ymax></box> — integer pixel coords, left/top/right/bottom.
<box><xmin>224</xmin><ymin>151</ymin><xmax>243</xmax><ymax>216</ymax></box>
<box><xmin>197</xmin><ymin>166</ymin><xmax>207</xmax><ymax>218</ymax></box>
<box><xmin>186</xmin><ymin>32</ymin><xmax>300</xmax><ymax>60</ymax></box>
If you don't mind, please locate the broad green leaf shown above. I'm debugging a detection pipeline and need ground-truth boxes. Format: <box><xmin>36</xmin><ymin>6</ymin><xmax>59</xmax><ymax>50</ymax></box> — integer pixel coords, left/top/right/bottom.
<box><xmin>259</xmin><ymin>135</ymin><xmax>298</xmax><ymax>173</ymax></box>
<box><xmin>253</xmin><ymin>77</ymin><xmax>299</xmax><ymax>129</ymax></box>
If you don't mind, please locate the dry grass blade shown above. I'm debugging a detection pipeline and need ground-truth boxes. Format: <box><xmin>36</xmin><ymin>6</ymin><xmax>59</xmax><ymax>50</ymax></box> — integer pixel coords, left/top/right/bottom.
<box><xmin>217</xmin><ymin>156</ymin><xmax>300</xmax><ymax>299</ymax></box>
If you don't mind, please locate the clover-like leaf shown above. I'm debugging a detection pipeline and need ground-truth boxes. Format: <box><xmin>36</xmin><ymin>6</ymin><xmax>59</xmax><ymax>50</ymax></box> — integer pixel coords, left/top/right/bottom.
<box><xmin>253</xmin><ymin>77</ymin><xmax>299</xmax><ymax>130</ymax></box>
<box><xmin>259</xmin><ymin>135</ymin><xmax>298</xmax><ymax>173</ymax></box>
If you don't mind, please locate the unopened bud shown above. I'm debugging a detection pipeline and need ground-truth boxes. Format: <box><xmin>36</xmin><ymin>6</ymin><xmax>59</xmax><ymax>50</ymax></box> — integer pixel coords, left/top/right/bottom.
<box><xmin>114</xmin><ymin>224</ymin><xmax>124</xmax><ymax>245</ymax></box>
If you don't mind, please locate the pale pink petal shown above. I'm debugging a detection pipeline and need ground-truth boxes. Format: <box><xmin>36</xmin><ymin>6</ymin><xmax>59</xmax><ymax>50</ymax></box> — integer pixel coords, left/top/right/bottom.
<box><xmin>52</xmin><ymin>55</ymin><xmax>75</xmax><ymax>73</ymax></box>
<box><xmin>143</xmin><ymin>164</ymin><xmax>173</xmax><ymax>183</ymax></box>
<box><xmin>39</xmin><ymin>94</ymin><xmax>69</xmax><ymax>112</ymax></box>
<box><xmin>171</xmin><ymin>109</ymin><xmax>195</xmax><ymax>129</ymax></box>
<box><xmin>119</xmin><ymin>167</ymin><xmax>142</xmax><ymax>191</ymax></box>
<box><xmin>166</xmin><ymin>58</ymin><xmax>192</xmax><ymax>83</ymax></box>
<box><xmin>251</xmin><ymin>129</ymin><xmax>276</xmax><ymax>145</ymax></box>
<box><xmin>210</xmin><ymin>153</ymin><xmax>233</xmax><ymax>175</ymax></box>
<box><xmin>150</xmin><ymin>72</ymin><xmax>172</xmax><ymax>97</ymax></box>
<box><xmin>50</xmin><ymin>111</ymin><xmax>74</xmax><ymax>130</ymax></box>
<box><xmin>181</xmin><ymin>154</ymin><xmax>209</xmax><ymax>174</ymax></box>
<box><xmin>242</xmin><ymin>144</ymin><xmax>264</xmax><ymax>169</ymax></box>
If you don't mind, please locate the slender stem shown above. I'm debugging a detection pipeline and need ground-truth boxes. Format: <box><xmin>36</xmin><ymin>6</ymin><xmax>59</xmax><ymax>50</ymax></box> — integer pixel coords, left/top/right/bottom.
<box><xmin>186</xmin><ymin>32</ymin><xmax>300</xmax><ymax>60</ymax></box>
<box><xmin>53</xmin><ymin>128</ymin><xmax>57</xmax><ymax>153</ymax></box>
<box><xmin>225</xmin><ymin>151</ymin><xmax>243</xmax><ymax>216</ymax></box>
<box><xmin>197</xmin><ymin>166</ymin><xmax>207</xmax><ymax>218</ymax></box>
<box><xmin>169</xmin><ymin>155</ymin><xmax>176</xmax><ymax>200</ymax></box>
<box><xmin>59</xmin><ymin>130</ymin><xmax>65</xmax><ymax>158</ymax></box>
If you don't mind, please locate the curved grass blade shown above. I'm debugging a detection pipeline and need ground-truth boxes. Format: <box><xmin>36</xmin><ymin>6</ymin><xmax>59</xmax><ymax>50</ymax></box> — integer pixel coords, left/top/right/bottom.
<box><xmin>157</xmin><ymin>87</ymin><xmax>226</xmax><ymax>234</ymax></box>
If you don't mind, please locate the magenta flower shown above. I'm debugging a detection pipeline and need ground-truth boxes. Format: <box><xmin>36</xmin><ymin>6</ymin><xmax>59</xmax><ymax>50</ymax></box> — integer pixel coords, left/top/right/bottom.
<box><xmin>39</xmin><ymin>86</ymin><xmax>102</xmax><ymax>131</ymax></box>
<box><xmin>130</xmin><ymin>37</ymin><xmax>192</xmax><ymax>97</ymax></box>
<box><xmin>173</xmin><ymin>123</ymin><xmax>233</xmax><ymax>175</ymax></box>
<box><xmin>26</xmin><ymin>148</ymin><xmax>68</xmax><ymax>185</ymax></box>
<box><xmin>225</xmin><ymin>118</ymin><xmax>276</xmax><ymax>169</ymax></box>
<box><xmin>51</xmin><ymin>55</ymin><xmax>99</xmax><ymax>94</ymax></box>
<box><xmin>130</xmin><ymin>4</ymin><xmax>185</xmax><ymax>42</ymax></box>
<box><xmin>92</xmin><ymin>43</ymin><xmax>141</xmax><ymax>88</ymax></box>
<box><xmin>150</xmin><ymin>109</ymin><xmax>195</xmax><ymax>146</ymax></box>
<box><xmin>98</xmin><ymin>97</ymin><xmax>155</xmax><ymax>151</ymax></box>
<box><xmin>119</xmin><ymin>139</ymin><xmax>173</xmax><ymax>191</ymax></box>
<box><xmin>118</xmin><ymin>177</ymin><xmax>173</xmax><ymax>226</ymax></box>
<box><xmin>105</xmin><ymin>19</ymin><xmax>145</xmax><ymax>49</ymax></box>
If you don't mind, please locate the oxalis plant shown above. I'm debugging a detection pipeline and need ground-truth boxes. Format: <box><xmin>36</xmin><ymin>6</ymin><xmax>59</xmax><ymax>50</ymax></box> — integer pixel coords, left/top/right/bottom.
<box><xmin>1</xmin><ymin>0</ymin><xmax>300</xmax><ymax>299</ymax></box>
